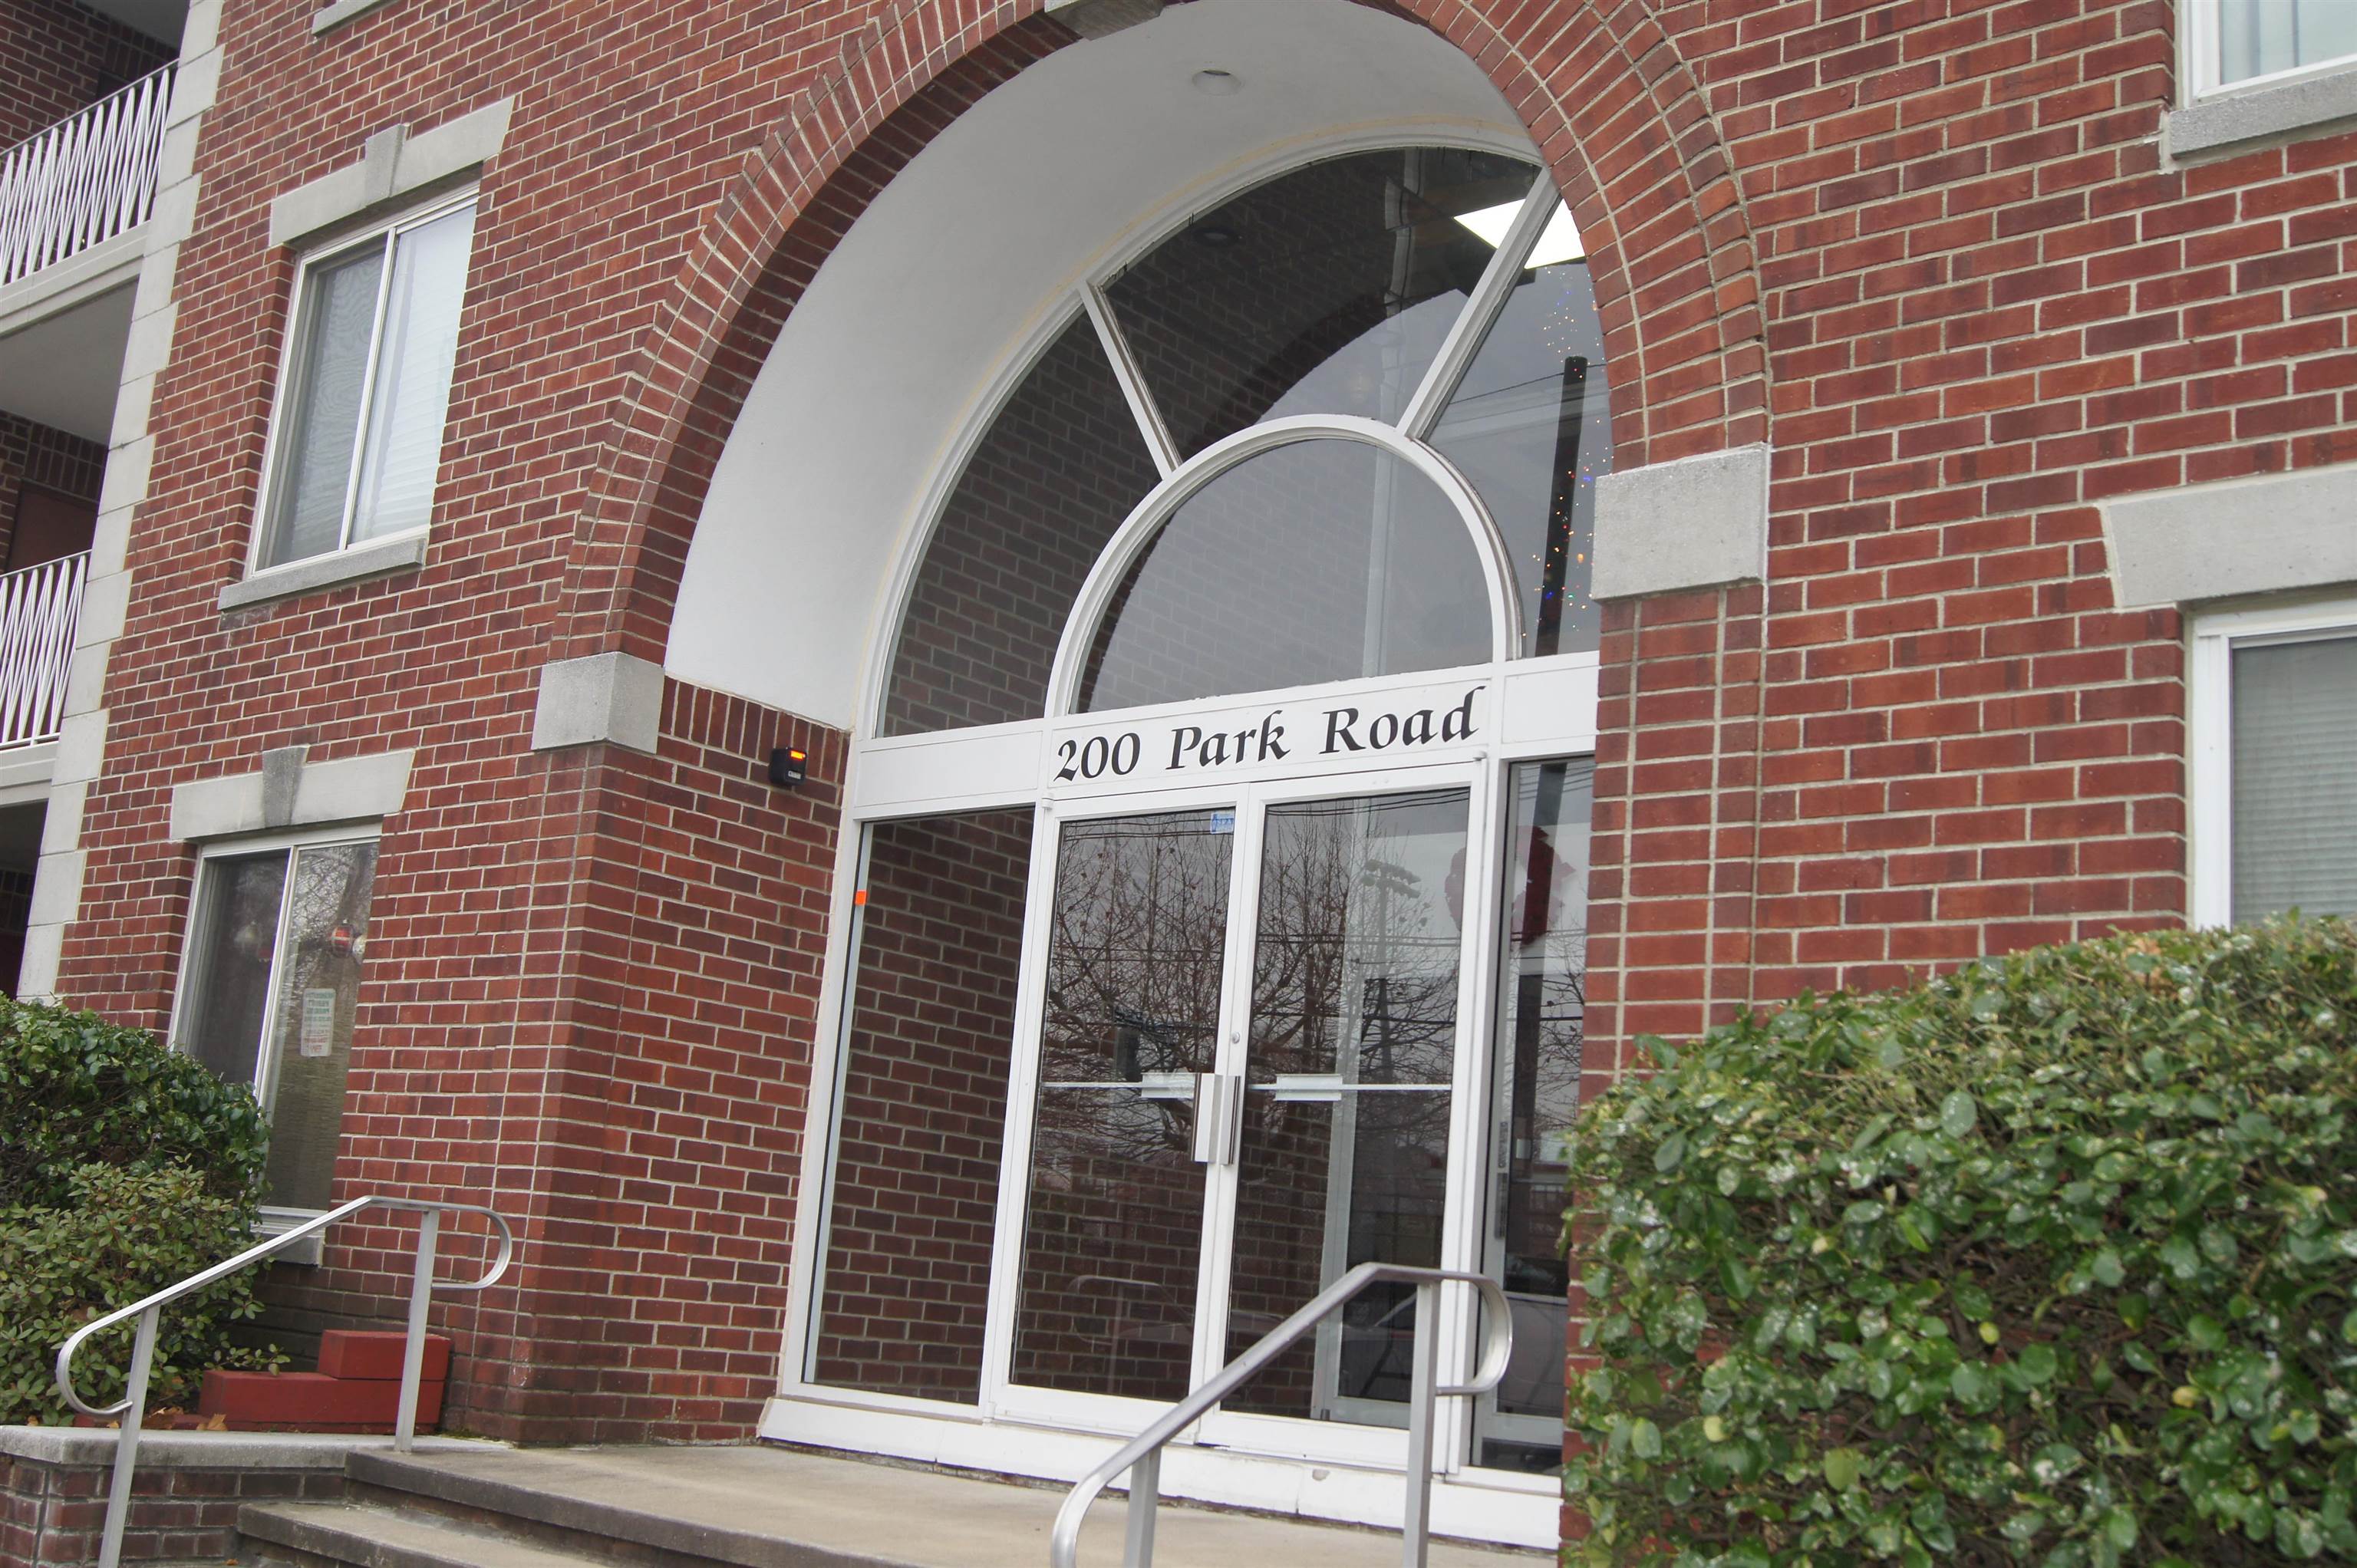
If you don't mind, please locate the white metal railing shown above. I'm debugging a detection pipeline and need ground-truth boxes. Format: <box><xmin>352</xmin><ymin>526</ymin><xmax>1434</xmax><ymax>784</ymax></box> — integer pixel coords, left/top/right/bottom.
<box><xmin>56</xmin><ymin>1194</ymin><xmax>516</xmax><ymax>1568</ymax></box>
<box><xmin>0</xmin><ymin>550</ymin><xmax>86</xmax><ymax>748</ymax></box>
<box><xmin>1049</xmin><ymin>1263</ymin><xmax>1515</xmax><ymax>1568</ymax></box>
<box><xmin>0</xmin><ymin>63</ymin><xmax>175</xmax><ymax>287</ymax></box>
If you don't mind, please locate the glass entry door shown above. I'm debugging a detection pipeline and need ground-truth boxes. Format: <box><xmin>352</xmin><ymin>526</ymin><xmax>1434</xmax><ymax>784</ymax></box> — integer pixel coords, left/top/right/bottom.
<box><xmin>1009</xmin><ymin>805</ymin><xmax>1237</xmax><ymax>1411</ymax></box>
<box><xmin>1001</xmin><ymin>774</ymin><xmax>1480</xmax><ymax>1457</ymax></box>
<box><xmin>1216</xmin><ymin>787</ymin><xmax>1469</xmax><ymax>1435</ymax></box>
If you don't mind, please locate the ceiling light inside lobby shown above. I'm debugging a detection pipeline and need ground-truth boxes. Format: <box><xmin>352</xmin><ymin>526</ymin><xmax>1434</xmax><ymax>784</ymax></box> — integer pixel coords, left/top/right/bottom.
<box><xmin>1455</xmin><ymin>197</ymin><xmax>1584</xmax><ymax>267</ymax></box>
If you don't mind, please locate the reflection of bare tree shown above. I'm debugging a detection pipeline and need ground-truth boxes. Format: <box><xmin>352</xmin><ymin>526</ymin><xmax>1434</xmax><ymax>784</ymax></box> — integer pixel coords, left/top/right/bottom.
<box><xmin>1020</xmin><ymin>813</ymin><xmax>1235</xmax><ymax>1398</ymax></box>
<box><xmin>1228</xmin><ymin>791</ymin><xmax>1467</xmax><ymax>1421</ymax></box>
<box><xmin>262</xmin><ymin>843</ymin><xmax>377</xmax><ymax>1211</ymax></box>
<box><xmin>1248</xmin><ymin>792</ymin><xmax>1462</xmax><ymax>1087</ymax></box>
<box><xmin>1038</xmin><ymin>814</ymin><xmax>1233</xmax><ymax>1167</ymax></box>
<box><xmin>1022</xmin><ymin>793</ymin><xmax>1476</xmax><ymax>1412</ymax></box>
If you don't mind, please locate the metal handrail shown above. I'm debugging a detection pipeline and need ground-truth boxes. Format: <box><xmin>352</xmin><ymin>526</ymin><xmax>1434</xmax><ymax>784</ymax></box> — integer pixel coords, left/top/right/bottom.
<box><xmin>54</xmin><ymin>1193</ymin><xmax>516</xmax><ymax>1568</ymax></box>
<box><xmin>1049</xmin><ymin>1262</ymin><xmax>1515</xmax><ymax>1568</ymax></box>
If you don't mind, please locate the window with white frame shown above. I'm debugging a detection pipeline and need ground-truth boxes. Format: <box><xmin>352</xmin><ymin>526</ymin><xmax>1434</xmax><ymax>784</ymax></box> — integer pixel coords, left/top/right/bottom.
<box><xmin>255</xmin><ymin>191</ymin><xmax>476</xmax><ymax>572</ymax></box>
<box><xmin>2191</xmin><ymin>595</ymin><xmax>2357</xmax><ymax>926</ymax></box>
<box><xmin>171</xmin><ymin>832</ymin><xmax>380</xmax><ymax>1214</ymax></box>
<box><xmin>2187</xmin><ymin>0</ymin><xmax>2357</xmax><ymax>97</ymax></box>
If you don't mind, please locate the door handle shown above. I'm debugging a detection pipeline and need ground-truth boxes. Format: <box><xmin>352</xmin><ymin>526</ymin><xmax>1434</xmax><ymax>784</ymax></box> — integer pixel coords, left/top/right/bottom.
<box><xmin>1190</xmin><ymin>1072</ymin><xmax>1244</xmax><ymax>1166</ymax></box>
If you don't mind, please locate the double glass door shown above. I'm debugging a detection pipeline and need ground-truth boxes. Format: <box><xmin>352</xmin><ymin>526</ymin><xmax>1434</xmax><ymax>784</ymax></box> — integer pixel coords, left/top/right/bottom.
<box><xmin>1000</xmin><ymin>770</ymin><xmax>1483</xmax><ymax>1456</ymax></box>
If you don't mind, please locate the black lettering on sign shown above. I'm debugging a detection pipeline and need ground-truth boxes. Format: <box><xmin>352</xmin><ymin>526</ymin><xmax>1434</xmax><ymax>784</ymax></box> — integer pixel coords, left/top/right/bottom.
<box><xmin>1441</xmin><ymin>684</ymin><xmax>1483</xmax><ymax>741</ymax></box>
<box><xmin>1257</xmin><ymin>713</ymin><xmax>1290</xmax><ymax>760</ymax></box>
<box><xmin>1061</xmin><ymin>732</ymin><xmax>1143</xmax><ymax>781</ymax></box>
<box><xmin>1320</xmin><ymin>684</ymin><xmax>1487</xmax><ymax>756</ymax></box>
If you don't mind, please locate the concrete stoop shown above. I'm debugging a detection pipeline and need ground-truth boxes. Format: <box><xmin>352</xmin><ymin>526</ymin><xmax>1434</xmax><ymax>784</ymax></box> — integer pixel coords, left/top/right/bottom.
<box><xmin>229</xmin><ymin>1444</ymin><xmax>1543</xmax><ymax>1568</ymax></box>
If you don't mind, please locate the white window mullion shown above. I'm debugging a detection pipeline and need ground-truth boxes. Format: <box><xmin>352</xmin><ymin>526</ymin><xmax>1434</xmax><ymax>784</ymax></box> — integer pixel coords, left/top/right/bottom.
<box><xmin>2189</xmin><ymin>622</ymin><xmax>2234</xmax><ymax>927</ymax></box>
<box><xmin>335</xmin><ymin>230</ymin><xmax>401</xmax><ymax>552</ymax></box>
<box><xmin>2191</xmin><ymin>595</ymin><xmax>2357</xmax><ymax>927</ymax></box>
<box><xmin>1399</xmin><ymin>170</ymin><xmax>1558</xmax><ymax>440</ymax></box>
<box><xmin>246</xmin><ymin>846</ymin><xmax>302</xmax><ymax>1121</ymax></box>
<box><xmin>1083</xmin><ymin>285</ymin><xmax>1178</xmax><ymax>479</ymax></box>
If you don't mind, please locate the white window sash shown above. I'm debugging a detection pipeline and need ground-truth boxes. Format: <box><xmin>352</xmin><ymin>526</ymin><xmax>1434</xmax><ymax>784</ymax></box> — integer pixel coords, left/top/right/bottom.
<box><xmin>166</xmin><ymin>823</ymin><xmax>385</xmax><ymax>1217</ymax></box>
<box><xmin>2188</xmin><ymin>591</ymin><xmax>2357</xmax><ymax>926</ymax></box>
<box><xmin>2184</xmin><ymin>0</ymin><xmax>2357</xmax><ymax>103</ymax></box>
<box><xmin>249</xmin><ymin>188</ymin><xmax>476</xmax><ymax>575</ymax></box>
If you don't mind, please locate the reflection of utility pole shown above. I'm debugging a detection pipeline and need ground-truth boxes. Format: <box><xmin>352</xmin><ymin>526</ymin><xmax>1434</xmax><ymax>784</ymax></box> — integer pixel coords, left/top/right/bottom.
<box><xmin>1360</xmin><ymin>150</ymin><xmax>1426</xmax><ymax>681</ymax></box>
<box><xmin>1358</xmin><ymin>857</ymin><xmax>1416</xmax><ymax>1081</ymax></box>
<box><xmin>1533</xmin><ymin>357</ymin><xmax>1591</xmax><ymax>657</ymax></box>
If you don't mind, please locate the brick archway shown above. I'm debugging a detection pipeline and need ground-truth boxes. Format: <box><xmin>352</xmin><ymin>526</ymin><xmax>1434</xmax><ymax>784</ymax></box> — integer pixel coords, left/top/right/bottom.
<box><xmin>486</xmin><ymin>0</ymin><xmax>1773</xmax><ymax>1447</ymax></box>
<box><xmin>552</xmin><ymin>0</ymin><xmax>1768</xmax><ymax>676</ymax></box>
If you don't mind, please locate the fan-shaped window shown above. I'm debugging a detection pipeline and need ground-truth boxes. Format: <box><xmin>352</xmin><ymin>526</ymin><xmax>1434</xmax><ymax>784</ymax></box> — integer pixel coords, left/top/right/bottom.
<box><xmin>878</xmin><ymin>144</ymin><xmax>1612</xmax><ymax>736</ymax></box>
<box><xmin>1076</xmin><ymin>438</ymin><xmax>1489</xmax><ymax>713</ymax></box>
<box><xmin>1105</xmin><ymin>147</ymin><xmax>1531</xmax><ymax>454</ymax></box>
<box><xmin>883</xmin><ymin>315</ymin><xmax>1163</xmax><ymax>736</ymax></box>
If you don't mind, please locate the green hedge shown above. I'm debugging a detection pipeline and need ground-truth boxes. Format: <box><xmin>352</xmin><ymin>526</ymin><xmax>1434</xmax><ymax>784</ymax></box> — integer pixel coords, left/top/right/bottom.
<box><xmin>0</xmin><ymin>995</ymin><xmax>269</xmax><ymax>1207</ymax></box>
<box><xmin>0</xmin><ymin>1000</ymin><xmax>278</xmax><ymax>1424</ymax></box>
<box><xmin>0</xmin><ymin>1164</ymin><xmax>279</xmax><ymax>1423</ymax></box>
<box><xmin>1562</xmin><ymin>919</ymin><xmax>2357</xmax><ymax>1567</ymax></box>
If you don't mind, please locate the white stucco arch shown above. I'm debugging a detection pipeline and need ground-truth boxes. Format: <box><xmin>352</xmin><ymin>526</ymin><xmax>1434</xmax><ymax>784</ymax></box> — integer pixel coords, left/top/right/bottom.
<box><xmin>667</xmin><ymin>0</ymin><xmax>1540</xmax><ymax>730</ymax></box>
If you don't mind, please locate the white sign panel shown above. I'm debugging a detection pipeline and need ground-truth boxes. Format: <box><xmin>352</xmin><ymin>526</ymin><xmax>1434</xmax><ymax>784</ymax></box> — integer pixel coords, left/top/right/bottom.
<box><xmin>1044</xmin><ymin>677</ymin><xmax>1492</xmax><ymax>792</ymax></box>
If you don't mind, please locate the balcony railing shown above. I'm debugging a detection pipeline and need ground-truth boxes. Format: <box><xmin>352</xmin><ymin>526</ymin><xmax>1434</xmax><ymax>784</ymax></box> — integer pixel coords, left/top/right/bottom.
<box><xmin>0</xmin><ymin>552</ymin><xmax>87</xmax><ymax>748</ymax></box>
<box><xmin>0</xmin><ymin>63</ymin><xmax>175</xmax><ymax>288</ymax></box>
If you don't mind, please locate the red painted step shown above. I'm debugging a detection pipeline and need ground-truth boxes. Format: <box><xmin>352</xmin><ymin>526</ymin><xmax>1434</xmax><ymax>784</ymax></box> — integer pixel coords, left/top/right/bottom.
<box><xmin>196</xmin><ymin>1332</ymin><xmax>450</xmax><ymax>1434</ymax></box>
<box><xmin>318</xmin><ymin>1329</ymin><xmax>451</xmax><ymax>1382</ymax></box>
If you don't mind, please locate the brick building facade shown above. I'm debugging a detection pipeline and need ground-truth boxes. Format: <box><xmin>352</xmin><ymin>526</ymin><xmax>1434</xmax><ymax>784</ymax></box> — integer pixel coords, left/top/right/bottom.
<box><xmin>7</xmin><ymin>0</ymin><xmax>2357</xmax><ymax>1554</ymax></box>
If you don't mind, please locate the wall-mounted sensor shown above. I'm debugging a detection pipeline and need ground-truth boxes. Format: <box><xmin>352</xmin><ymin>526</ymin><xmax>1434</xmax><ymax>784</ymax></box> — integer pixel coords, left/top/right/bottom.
<box><xmin>769</xmin><ymin>746</ymin><xmax>808</xmax><ymax>789</ymax></box>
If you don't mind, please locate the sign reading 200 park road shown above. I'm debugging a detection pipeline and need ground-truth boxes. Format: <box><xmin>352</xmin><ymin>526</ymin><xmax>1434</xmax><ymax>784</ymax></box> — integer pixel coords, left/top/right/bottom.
<box><xmin>1044</xmin><ymin>679</ymin><xmax>1490</xmax><ymax>790</ymax></box>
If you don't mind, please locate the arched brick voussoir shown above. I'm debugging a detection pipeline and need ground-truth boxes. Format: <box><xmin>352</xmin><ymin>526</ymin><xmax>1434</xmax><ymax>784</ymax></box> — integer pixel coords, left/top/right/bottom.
<box><xmin>546</xmin><ymin>0</ymin><xmax>1078</xmax><ymax>670</ymax></box>
<box><xmin>1393</xmin><ymin>0</ymin><xmax>1770</xmax><ymax>467</ymax></box>
<box><xmin>553</xmin><ymin>0</ymin><xmax>1770</xmax><ymax>673</ymax></box>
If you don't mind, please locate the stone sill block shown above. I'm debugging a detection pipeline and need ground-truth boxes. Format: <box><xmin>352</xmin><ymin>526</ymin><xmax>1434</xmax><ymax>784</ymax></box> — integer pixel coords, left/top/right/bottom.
<box><xmin>218</xmin><ymin>532</ymin><xmax>427</xmax><ymax>611</ymax></box>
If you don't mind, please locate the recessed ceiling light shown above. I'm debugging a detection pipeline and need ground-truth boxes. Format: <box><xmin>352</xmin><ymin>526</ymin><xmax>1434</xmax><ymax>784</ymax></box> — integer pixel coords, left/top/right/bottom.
<box><xmin>1455</xmin><ymin>198</ymin><xmax>1584</xmax><ymax>267</ymax></box>
<box><xmin>1192</xmin><ymin>68</ymin><xmax>1243</xmax><ymax>95</ymax></box>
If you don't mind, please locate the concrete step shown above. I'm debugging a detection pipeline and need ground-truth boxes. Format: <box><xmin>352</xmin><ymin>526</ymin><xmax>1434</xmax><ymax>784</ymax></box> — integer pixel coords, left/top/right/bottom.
<box><xmin>292</xmin><ymin>1444</ymin><xmax>1541</xmax><ymax>1568</ymax></box>
<box><xmin>237</xmin><ymin>1499</ymin><xmax>614</xmax><ymax>1568</ymax></box>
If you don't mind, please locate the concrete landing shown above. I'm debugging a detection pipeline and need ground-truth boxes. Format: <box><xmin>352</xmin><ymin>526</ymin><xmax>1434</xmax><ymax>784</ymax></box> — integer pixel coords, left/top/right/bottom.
<box><xmin>278</xmin><ymin>1442</ymin><xmax>1545</xmax><ymax>1567</ymax></box>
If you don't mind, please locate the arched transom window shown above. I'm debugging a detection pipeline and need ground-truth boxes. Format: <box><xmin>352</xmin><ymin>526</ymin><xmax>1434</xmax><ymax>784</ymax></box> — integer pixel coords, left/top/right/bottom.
<box><xmin>786</xmin><ymin>142</ymin><xmax>1609</xmax><ymax>1535</ymax></box>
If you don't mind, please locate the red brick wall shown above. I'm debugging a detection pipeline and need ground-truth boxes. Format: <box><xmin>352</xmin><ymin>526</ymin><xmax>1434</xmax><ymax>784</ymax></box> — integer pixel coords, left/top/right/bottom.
<box><xmin>0</xmin><ymin>413</ymin><xmax>104</xmax><ymax>572</ymax></box>
<box><xmin>0</xmin><ymin>1445</ymin><xmax>342</xmax><ymax>1566</ymax></box>
<box><xmin>0</xmin><ymin>0</ymin><xmax>173</xmax><ymax>149</ymax></box>
<box><xmin>1583</xmin><ymin>0</ymin><xmax>2206</xmax><ymax>1072</ymax></box>
<box><xmin>48</xmin><ymin>0</ymin><xmax>2357</xmax><ymax>1463</ymax></box>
